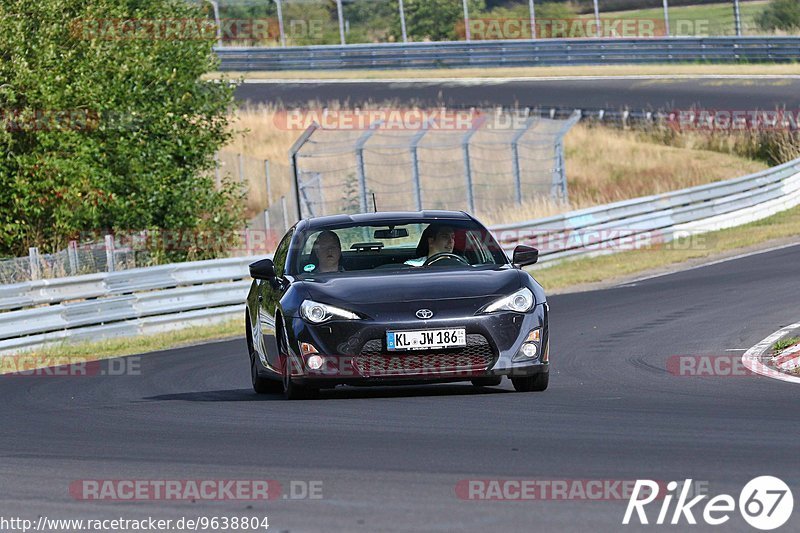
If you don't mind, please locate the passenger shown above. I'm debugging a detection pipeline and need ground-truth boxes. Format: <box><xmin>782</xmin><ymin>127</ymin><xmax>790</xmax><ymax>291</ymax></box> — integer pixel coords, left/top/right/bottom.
<box><xmin>405</xmin><ymin>224</ymin><xmax>456</xmax><ymax>266</ymax></box>
<box><xmin>309</xmin><ymin>230</ymin><xmax>343</xmax><ymax>273</ymax></box>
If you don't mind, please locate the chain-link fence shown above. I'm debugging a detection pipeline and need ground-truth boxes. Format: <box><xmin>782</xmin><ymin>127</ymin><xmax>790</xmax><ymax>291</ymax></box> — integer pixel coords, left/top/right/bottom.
<box><xmin>0</xmin><ymin>239</ymin><xmax>151</xmax><ymax>285</ymax></box>
<box><xmin>290</xmin><ymin>109</ymin><xmax>579</xmax><ymax>221</ymax></box>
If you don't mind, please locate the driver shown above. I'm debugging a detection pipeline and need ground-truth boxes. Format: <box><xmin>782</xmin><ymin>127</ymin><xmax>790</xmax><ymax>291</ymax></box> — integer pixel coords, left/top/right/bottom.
<box><xmin>405</xmin><ymin>224</ymin><xmax>456</xmax><ymax>266</ymax></box>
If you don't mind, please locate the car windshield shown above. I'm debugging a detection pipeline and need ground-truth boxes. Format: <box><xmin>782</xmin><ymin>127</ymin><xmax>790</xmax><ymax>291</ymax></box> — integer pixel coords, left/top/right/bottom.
<box><xmin>290</xmin><ymin>220</ymin><xmax>508</xmax><ymax>276</ymax></box>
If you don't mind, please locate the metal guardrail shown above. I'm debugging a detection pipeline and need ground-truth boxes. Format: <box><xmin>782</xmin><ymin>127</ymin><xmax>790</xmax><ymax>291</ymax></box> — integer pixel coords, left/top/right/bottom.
<box><xmin>216</xmin><ymin>37</ymin><xmax>800</xmax><ymax>71</ymax></box>
<box><xmin>1</xmin><ymin>154</ymin><xmax>799</xmax><ymax>353</ymax></box>
<box><xmin>0</xmin><ymin>257</ymin><xmax>259</xmax><ymax>353</ymax></box>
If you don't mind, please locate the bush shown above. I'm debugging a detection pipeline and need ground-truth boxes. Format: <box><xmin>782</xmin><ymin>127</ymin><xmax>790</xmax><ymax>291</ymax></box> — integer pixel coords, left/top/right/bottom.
<box><xmin>756</xmin><ymin>0</ymin><xmax>800</xmax><ymax>32</ymax></box>
<box><xmin>0</xmin><ymin>0</ymin><xmax>243</xmax><ymax>261</ymax></box>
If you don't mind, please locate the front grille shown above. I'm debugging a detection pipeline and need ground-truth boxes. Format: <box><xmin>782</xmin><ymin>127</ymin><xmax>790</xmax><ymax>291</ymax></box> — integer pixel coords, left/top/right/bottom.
<box><xmin>354</xmin><ymin>334</ymin><xmax>495</xmax><ymax>377</ymax></box>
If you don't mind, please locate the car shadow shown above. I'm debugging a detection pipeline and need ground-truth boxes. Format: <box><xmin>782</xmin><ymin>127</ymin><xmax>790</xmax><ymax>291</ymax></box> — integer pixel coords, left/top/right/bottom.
<box><xmin>142</xmin><ymin>383</ymin><xmax>511</xmax><ymax>402</ymax></box>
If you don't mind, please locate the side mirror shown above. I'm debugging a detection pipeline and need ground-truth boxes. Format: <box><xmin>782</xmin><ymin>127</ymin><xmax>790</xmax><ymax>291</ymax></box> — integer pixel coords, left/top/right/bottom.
<box><xmin>512</xmin><ymin>245</ymin><xmax>539</xmax><ymax>267</ymax></box>
<box><xmin>249</xmin><ymin>258</ymin><xmax>277</xmax><ymax>281</ymax></box>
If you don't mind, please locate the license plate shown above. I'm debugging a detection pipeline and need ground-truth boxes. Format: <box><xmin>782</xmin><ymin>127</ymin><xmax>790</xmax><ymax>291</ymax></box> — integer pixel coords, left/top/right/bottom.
<box><xmin>386</xmin><ymin>328</ymin><xmax>466</xmax><ymax>351</ymax></box>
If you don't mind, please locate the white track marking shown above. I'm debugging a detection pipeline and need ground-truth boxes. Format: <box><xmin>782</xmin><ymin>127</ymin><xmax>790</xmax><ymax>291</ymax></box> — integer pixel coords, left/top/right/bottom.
<box><xmin>743</xmin><ymin>322</ymin><xmax>800</xmax><ymax>384</ymax></box>
<box><xmin>241</xmin><ymin>75</ymin><xmax>800</xmax><ymax>85</ymax></box>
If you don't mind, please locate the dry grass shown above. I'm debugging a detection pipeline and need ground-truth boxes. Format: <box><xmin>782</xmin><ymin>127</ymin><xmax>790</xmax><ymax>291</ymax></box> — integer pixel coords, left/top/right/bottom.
<box><xmin>224</xmin><ymin>105</ymin><xmax>768</xmax><ymax>223</ymax></box>
<box><xmin>213</xmin><ymin>63</ymin><xmax>800</xmax><ymax>81</ymax></box>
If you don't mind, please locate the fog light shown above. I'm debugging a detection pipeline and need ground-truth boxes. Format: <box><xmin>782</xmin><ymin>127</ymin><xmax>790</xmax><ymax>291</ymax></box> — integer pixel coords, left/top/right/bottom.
<box><xmin>520</xmin><ymin>343</ymin><xmax>538</xmax><ymax>358</ymax></box>
<box><xmin>300</xmin><ymin>342</ymin><xmax>319</xmax><ymax>355</ymax></box>
<box><xmin>307</xmin><ymin>355</ymin><xmax>324</xmax><ymax>370</ymax></box>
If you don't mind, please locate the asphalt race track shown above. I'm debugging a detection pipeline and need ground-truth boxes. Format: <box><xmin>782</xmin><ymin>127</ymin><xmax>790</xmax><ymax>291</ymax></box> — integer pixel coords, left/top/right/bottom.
<box><xmin>3</xmin><ymin>243</ymin><xmax>800</xmax><ymax>532</ymax></box>
<box><xmin>235</xmin><ymin>77</ymin><xmax>800</xmax><ymax>111</ymax></box>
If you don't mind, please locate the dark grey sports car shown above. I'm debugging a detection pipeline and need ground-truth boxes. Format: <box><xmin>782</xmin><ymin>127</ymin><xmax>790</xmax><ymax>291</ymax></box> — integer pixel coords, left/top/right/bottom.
<box><xmin>245</xmin><ymin>211</ymin><xmax>549</xmax><ymax>399</ymax></box>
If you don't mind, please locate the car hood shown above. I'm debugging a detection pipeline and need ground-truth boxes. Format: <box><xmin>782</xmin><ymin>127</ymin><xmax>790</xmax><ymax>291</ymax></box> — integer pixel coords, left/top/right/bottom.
<box><xmin>297</xmin><ymin>267</ymin><xmax>523</xmax><ymax>317</ymax></box>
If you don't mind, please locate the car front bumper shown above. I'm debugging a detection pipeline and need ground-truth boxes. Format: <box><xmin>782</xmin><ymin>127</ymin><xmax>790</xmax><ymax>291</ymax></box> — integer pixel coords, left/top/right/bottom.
<box><xmin>284</xmin><ymin>303</ymin><xmax>550</xmax><ymax>386</ymax></box>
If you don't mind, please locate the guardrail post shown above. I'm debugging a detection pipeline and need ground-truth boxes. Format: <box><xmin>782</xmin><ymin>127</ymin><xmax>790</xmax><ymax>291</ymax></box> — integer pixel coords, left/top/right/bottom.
<box><xmin>355</xmin><ymin>120</ymin><xmax>383</xmax><ymax>214</ymax></box>
<box><xmin>511</xmin><ymin>116</ymin><xmax>537</xmax><ymax>205</ymax></box>
<box><xmin>104</xmin><ymin>235</ymin><xmax>115</xmax><ymax>273</ymax></box>
<box><xmin>28</xmin><ymin>247</ymin><xmax>41</xmax><ymax>281</ymax></box>
<box><xmin>68</xmin><ymin>240</ymin><xmax>79</xmax><ymax>275</ymax></box>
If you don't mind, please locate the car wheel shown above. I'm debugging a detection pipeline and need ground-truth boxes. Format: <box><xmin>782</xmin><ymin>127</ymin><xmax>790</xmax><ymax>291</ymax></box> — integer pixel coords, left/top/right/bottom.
<box><xmin>471</xmin><ymin>377</ymin><xmax>502</xmax><ymax>387</ymax></box>
<box><xmin>247</xmin><ymin>315</ymin><xmax>281</xmax><ymax>394</ymax></box>
<box><xmin>511</xmin><ymin>372</ymin><xmax>549</xmax><ymax>392</ymax></box>
<box><xmin>282</xmin><ymin>355</ymin><xmax>318</xmax><ymax>400</ymax></box>
<box><xmin>279</xmin><ymin>328</ymin><xmax>318</xmax><ymax>400</ymax></box>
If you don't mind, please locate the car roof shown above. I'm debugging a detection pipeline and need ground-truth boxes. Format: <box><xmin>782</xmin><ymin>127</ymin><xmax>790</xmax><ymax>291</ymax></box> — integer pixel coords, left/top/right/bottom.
<box><xmin>299</xmin><ymin>211</ymin><xmax>474</xmax><ymax>231</ymax></box>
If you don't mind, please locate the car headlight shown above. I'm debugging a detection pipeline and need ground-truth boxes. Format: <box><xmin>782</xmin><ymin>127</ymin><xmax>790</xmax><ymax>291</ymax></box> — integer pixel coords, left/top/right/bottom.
<box><xmin>300</xmin><ymin>300</ymin><xmax>361</xmax><ymax>323</ymax></box>
<box><xmin>481</xmin><ymin>287</ymin><xmax>534</xmax><ymax>314</ymax></box>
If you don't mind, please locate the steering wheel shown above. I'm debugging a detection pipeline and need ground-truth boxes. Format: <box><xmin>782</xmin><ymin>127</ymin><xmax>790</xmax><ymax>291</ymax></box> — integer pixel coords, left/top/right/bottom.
<box><xmin>423</xmin><ymin>252</ymin><xmax>469</xmax><ymax>266</ymax></box>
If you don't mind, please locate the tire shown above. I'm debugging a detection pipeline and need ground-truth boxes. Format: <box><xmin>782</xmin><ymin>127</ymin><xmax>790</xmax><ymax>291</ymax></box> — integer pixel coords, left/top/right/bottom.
<box><xmin>511</xmin><ymin>372</ymin><xmax>549</xmax><ymax>392</ymax></box>
<box><xmin>471</xmin><ymin>377</ymin><xmax>502</xmax><ymax>387</ymax></box>
<box><xmin>247</xmin><ymin>313</ymin><xmax>281</xmax><ymax>394</ymax></box>
<box><xmin>279</xmin><ymin>323</ymin><xmax>318</xmax><ymax>400</ymax></box>
<box><xmin>282</xmin><ymin>355</ymin><xmax>318</xmax><ymax>400</ymax></box>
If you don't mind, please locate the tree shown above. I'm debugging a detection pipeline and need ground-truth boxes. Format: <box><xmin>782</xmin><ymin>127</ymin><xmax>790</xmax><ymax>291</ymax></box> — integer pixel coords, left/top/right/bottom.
<box><xmin>389</xmin><ymin>0</ymin><xmax>486</xmax><ymax>41</ymax></box>
<box><xmin>0</xmin><ymin>0</ymin><xmax>243</xmax><ymax>260</ymax></box>
<box><xmin>756</xmin><ymin>0</ymin><xmax>800</xmax><ymax>32</ymax></box>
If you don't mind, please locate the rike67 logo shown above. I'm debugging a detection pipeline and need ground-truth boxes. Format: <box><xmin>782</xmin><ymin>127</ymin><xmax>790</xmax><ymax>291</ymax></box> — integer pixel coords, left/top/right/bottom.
<box><xmin>623</xmin><ymin>476</ymin><xmax>793</xmax><ymax>530</ymax></box>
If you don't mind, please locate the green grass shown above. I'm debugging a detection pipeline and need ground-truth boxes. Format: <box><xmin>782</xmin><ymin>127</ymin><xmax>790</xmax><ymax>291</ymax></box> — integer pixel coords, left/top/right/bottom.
<box><xmin>530</xmin><ymin>204</ymin><xmax>800</xmax><ymax>290</ymax></box>
<box><xmin>577</xmin><ymin>1</ymin><xmax>772</xmax><ymax>36</ymax></box>
<box><xmin>774</xmin><ymin>336</ymin><xmax>800</xmax><ymax>353</ymax></box>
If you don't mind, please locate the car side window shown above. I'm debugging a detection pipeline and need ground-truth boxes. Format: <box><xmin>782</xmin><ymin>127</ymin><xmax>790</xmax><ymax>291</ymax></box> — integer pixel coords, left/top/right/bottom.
<box><xmin>273</xmin><ymin>228</ymin><xmax>294</xmax><ymax>277</ymax></box>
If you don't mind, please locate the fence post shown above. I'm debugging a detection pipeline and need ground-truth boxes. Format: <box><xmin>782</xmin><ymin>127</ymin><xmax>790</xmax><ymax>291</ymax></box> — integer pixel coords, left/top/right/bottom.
<box><xmin>662</xmin><ymin>0</ymin><xmax>671</xmax><ymax>37</ymax></box>
<box><xmin>528</xmin><ymin>0</ymin><xmax>537</xmax><ymax>39</ymax></box>
<box><xmin>462</xmin><ymin>0</ymin><xmax>471</xmax><ymax>41</ymax></box>
<box><xmin>592</xmin><ymin>0</ymin><xmax>601</xmax><ymax>37</ymax></box>
<box><xmin>551</xmin><ymin>110</ymin><xmax>581</xmax><ymax>203</ymax></box>
<box><xmin>409</xmin><ymin>121</ymin><xmax>433</xmax><ymax>212</ymax></box>
<box><xmin>214</xmin><ymin>153</ymin><xmax>220</xmax><ymax>188</ymax></box>
<box><xmin>68</xmin><ymin>240</ymin><xmax>79</xmax><ymax>275</ymax></box>
<box><xmin>28</xmin><ymin>247</ymin><xmax>41</xmax><ymax>281</ymax></box>
<box><xmin>354</xmin><ymin>120</ymin><xmax>383</xmax><ymax>214</ymax></box>
<box><xmin>511</xmin><ymin>115</ymin><xmax>537</xmax><ymax>206</ymax></box>
<box><xmin>275</xmin><ymin>0</ymin><xmax>286</xmax><ymax>46</ymax></box>
<box><xmin>398</xmin><ymin>0</ymin><xmax>408</xmax><ymax>42</ymax></box>
<box><xmin>104</xmin><ymin>234</ymin><xmax>115</xmax><ymax>273</ymax></box>
<box><xmin>237</xmin><ymin>153</ymin><xmax>244</xmax><ymax>187</ymax></box>
<box><xmin>733</xmin><ymin>0</ymin><xmax>742</xmax><ymax>36</ymax></box>
<box><xmin>281</xmin><ymin>196</ymin><xmax>289</xmax><ymax>234</ymax></box>
<box><xmin>462</xmin><ymin>115</ymin><xmax>483</xmax><ymax>214</ymax></box>
<box><xmin>289</xmin><ymin>122</ymin><xmax>320</xmax><ymax>219</ymax></box>
<box><xmin>336</xmin><ymin>0</ymin><xmax>346</xmax><ymax>45</ymax></box>
<box><xmin>265</xmin><ymin>159</ymin><xmax>273</xmax><ymax>206</ymax></box>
